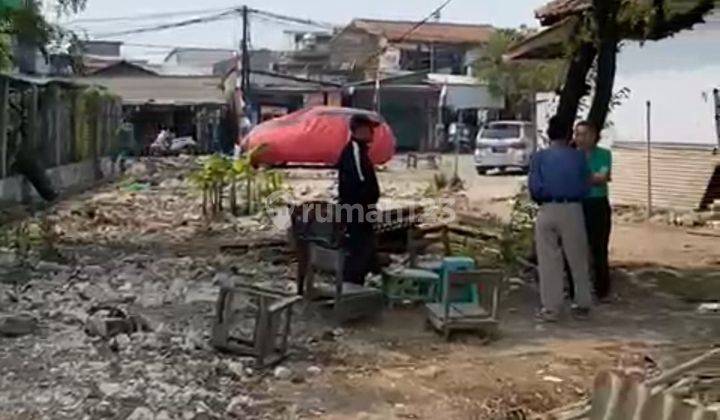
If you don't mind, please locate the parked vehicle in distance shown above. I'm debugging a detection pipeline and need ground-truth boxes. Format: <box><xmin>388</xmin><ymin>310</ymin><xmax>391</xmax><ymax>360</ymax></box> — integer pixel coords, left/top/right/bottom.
<box><xmin>474</xmin><ymin>121</ymin><xmax>536</xmax><ymax>175</ymax></box>
<box><xmin>446</xmin><ymin>122</ymin><xmax>475</xmax><ymax>154</ymax></box>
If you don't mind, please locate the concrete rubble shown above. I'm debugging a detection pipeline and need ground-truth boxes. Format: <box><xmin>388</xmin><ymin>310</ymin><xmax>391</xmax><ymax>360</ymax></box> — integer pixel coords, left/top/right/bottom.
<box><xmin>0</xmin><ymin>246</ymin><xmax>305</xmax><ymax>419</ymax></box>
<box><xmin>545</xmin><ymin>348</ymin><xmax>720</xmax><ymax>420</ymax></box>
<box><xmin>0</xmin><ymin>158</ymin><xmax>325</xmax><ymax>419</ymax></box>
<box><xmin>0</xmin><ymin>314</ymin><xmax>38</xmax><ymax>337</ymax></box>
<box><xmin>2</xmin><ymin>156</ymin><xmax>718</xmax><ymax>418</ymax></box>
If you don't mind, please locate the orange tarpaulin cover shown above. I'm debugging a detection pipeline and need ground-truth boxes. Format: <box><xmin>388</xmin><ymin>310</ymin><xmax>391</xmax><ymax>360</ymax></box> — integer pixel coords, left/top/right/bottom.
<box><xmin>243</xmin><ymin>107</ymin><xmax>396</xmax><ymax>166</ymax></box>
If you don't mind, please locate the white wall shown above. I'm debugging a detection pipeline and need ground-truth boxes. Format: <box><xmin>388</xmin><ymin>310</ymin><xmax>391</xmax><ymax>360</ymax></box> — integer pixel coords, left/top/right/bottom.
<box><xmin>607</xmin><ymin>11</ymin><xmax>720</xmax><ymax>146</ymax></box>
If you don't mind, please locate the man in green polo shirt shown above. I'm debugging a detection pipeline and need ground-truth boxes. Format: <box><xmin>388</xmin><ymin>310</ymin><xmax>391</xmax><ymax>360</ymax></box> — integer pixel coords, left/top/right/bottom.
<box><xmin>574</xmin><ymin>121</ymin><xmax>613</xmax><ymax>302</ymax></box>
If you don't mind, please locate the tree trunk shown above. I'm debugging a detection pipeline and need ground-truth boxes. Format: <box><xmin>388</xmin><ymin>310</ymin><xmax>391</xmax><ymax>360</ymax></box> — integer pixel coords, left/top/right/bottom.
<box><xmin>588</xmin><ymin>0</ymin><xmax>621</xmax><ymax>130</ymax></box>
<box><xmin>552</xmin><ymin>42</ymin><xmax>597</xmax><ymax>140</ymax></box>
<box><xmin>588</xmin><ymin>37</ymin><xmax>619</xmax><ymax>129</ymax></box>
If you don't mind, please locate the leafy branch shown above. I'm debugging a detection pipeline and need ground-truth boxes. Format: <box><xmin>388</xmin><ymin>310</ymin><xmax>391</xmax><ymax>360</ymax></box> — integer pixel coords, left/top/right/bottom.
<box><xmin>475</xmin><ymin>29</ymin><xmax>567</xmax><ymax>119</ymax></box>
<box><xmin>0</xmin><ymin>0</ymin><xmax>87</xmax><ymax>71</ymax></box>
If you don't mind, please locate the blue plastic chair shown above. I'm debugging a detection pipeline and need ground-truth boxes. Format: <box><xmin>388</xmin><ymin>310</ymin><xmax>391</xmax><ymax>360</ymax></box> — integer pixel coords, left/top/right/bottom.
<box><xmin>438</xmin><ymin>257</ymin><xmax>479</xmax><ymax>303</ymax></box>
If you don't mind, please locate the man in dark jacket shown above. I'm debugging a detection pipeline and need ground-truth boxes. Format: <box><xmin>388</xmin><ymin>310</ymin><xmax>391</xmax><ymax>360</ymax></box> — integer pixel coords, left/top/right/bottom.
<box><xmin>337</xmin><ymin>114</ymin><xmax>381</xmax><ymax>285</ymax></box>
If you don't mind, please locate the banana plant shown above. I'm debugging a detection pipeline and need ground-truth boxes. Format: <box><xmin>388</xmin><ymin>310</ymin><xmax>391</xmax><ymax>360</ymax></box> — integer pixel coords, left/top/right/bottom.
<box><xmin>190</xmin><ymin>145</ymin><xmax>284</xmax><ymax>218</ymax></box>
<box><xmin>190</xmin><ymin>154</ymin><xmax>232</xmax><ymax>217</ymax></box>
<box><xmin>233</xmin><ymin>145</ymin><xmax>271</xmax><ymax>215</ymax></box>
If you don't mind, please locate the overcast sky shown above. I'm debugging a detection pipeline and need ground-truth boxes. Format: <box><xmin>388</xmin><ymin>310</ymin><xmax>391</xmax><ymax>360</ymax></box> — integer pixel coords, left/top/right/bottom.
<box><xmin>58</xmin><ymin>0</ymin><xmax>548</xmax><ymax>62</ymax></box>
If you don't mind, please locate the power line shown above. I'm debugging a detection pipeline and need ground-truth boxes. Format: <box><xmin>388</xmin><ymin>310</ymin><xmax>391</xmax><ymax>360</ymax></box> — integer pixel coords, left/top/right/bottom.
<box><xmin>391</xmin><ymin>0</ymin><xmax>454</xmax><ymax>46</ymax></box>
<box><xmin>121</xmin><ymin>42</ymin><xmax>237</xmax><ymax>50</ymax></box>
<box><xmin>78</xmin><ymin>6</ymin><xmax>337</xmax><ymax>40</ymax></box>
<box><xmin>88</xmin><ymin>9</ymin><xmax>241</xmax><ymax>38</ymax></box>
<box><xmin>249</xmin><ymin>13</ymin><xmax>328</xmax><ymax>32</ymax></box>
<box><xmin>360</xmin><ymin>0</ymin><xmax>455</xmax><ymax>69</ymax></box>
<box><xmin>249</xmin><ymin>8</ymin><xmax>336</xmax><ymax>30</ymax></box>
<box><xmin>66</xmin><ymin>5</ymin><xmax>240</xmax><ymax>24</ymax></box>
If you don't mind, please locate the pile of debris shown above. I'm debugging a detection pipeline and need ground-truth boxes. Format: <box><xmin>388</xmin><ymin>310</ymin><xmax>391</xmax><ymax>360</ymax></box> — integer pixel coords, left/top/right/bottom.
<box><xmin>47</xmin><ymin>158</ymin><xmax>264</xmax><ymax>247</ymax></box>
<box><xmin>0</xmin><ymin>235</ymin><xmax>311</xmax><ymax>419</ymax></box>
<box><xmin>615</xmin><ymin>205</ymin><xmax>720</xmax><ymax>230</ymax></box>
<box><xmin>544</xmin><ymin>347</ymin><xmax>720</xmax><ymax>420</ymax></box>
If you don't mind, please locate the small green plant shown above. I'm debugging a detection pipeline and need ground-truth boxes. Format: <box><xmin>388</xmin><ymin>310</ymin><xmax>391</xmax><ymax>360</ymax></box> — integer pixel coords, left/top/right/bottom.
<box><xmin>496</xmin><ymin>186</ymin><xmax>538</xmax><ymax>274</ymax></box>
<box><xmin>12</xmin><ymin>222</ymin><xmax>32</xmax><ymax>267</ymax></box>
<box><xmin>434</xmin><ymin>172</ymin><xmax>449</xmax><ymax>191</ymax></box>
<box><xmin>38</xmin><ymin>215</ymin><xmax>64</xmax><ymax>262</ymax></box>
<box><xmin>190</xmin><ymin>146</ymin><xmax>285</xmax><ymax>218</ymax></box>
<box><xmin>231</xmin><ymin>145</ymin><xmax>284</xmax><ymax>216</ymax></box>
<box><xmin>189</xmin><ymin>154</ymin><xmax>232</xmax><ymax>217</ymax></box>
<box><xmin>426</xmin><ymin>171</ymin><xmax>466</xmax><ymax>197</ymax></box>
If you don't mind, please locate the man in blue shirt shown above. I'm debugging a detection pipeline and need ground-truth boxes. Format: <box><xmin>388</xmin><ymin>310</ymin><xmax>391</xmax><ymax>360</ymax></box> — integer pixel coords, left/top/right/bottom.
<box><xmin>529</xmin><ymin>117</ymin><xmax>593</xmax><ymax>322</ymax></box>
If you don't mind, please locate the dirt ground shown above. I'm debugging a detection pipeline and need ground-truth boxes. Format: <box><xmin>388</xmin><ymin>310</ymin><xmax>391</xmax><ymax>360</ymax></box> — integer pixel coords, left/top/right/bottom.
<box><xmin>0</xmin><ymin>155</ymin><xmax>718</xmax><ymax>420</ymax></box>
<box><xmin>268</xmin><ymin>156</ymin><xmax>720</xmax><ymax>419</ymax></box>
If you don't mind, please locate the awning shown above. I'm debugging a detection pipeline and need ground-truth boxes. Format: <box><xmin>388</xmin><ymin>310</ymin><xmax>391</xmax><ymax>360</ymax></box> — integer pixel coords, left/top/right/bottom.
<box><xmin>443</xmin><ymin>85</ymin><xmax>505</xmax><ymax>110</ymax></box>
<box><xmin>426</xmin><ymin>74</ymin><xmax>505</xmax><ymax>110</ymax></box>
<box><xmin>504</xmin><ymin>16</ymin><xmax>580</xmax><ymax>61</ymax></box>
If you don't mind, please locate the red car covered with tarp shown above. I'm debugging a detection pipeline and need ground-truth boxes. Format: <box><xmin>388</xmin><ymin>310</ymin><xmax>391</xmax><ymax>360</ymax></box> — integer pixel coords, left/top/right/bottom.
<box><xmin>242</xmin><ymin>107</ymin><xmax>396</xmax><ymax>166</ymax></box>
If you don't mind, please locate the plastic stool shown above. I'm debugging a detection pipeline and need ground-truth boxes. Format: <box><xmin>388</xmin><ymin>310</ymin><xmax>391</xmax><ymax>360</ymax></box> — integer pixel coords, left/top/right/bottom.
<box><xmin>439</xmin><ymin>257</ymin><xmax>478</xmax><ymax>303</ymax></box>
<box><xmin>382</xmin><ymin>268</ymin><xmax>441</xmax><ymax>307</ymax></box>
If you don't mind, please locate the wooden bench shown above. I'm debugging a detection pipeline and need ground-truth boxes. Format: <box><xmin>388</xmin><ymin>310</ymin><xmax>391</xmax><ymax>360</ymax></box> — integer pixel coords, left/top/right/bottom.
<box><xmin>406</xmin><ymin>153</ymin><xmax>441</xmax><ymax>170</ymax></box>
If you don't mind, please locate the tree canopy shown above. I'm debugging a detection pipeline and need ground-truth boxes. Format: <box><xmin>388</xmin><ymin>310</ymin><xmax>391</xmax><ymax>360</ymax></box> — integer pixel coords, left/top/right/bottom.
<box><xmin>0</xmin><ymin>0</ymin><xmax>87</xmax><ymax>70</ymax></box>
<box><xmin>475</xmin><ymin>29</ymin><xmax>566</xmax><ymax>119</ymax></box>
<box><xmin>551</xmin><ymin>0</ymin><xmax>716</xmax><ymax>138</ymax></box>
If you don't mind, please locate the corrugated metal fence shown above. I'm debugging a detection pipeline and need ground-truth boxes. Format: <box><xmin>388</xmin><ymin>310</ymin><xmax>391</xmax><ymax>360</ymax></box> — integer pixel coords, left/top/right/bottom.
<box><xmin>611</xmin><ymin>142</ymin><xmax>720</xmax><ymax>211</ymax></box>
<box><xmin>0</xmin><ymin>74</ymin><xmax>122</xmax><ymax>180</ymax></box>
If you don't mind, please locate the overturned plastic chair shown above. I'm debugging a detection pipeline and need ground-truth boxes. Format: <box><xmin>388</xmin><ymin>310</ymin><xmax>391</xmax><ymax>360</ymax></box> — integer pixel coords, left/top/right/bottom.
<box><xmin>211</xmin><ymin>284</ymin><xmax>302</xmax><ymax>368</ymax></box>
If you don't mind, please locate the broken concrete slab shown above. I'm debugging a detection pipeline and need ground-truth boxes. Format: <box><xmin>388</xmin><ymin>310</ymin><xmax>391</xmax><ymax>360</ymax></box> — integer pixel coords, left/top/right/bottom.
<box><xmin>98</xmin><ymin>382</ymin><xmax>123</xmax><ymax>397</ymax></box>
<box><xmin>306</xmin><ymin>366</ymin><xmax>323</xmax><ymax>377</ymax></box>
<box><xmin>126</xmin><ymin>406</ymin><xmax>154</xmax><ymax>420</ymax></box>
<box><xmin>274</xmin><ymin>366</ymin><xmax>292</xmax><ymax>380</ymax></box>
<box><xmin>35</xmin><ymin>261</ymin><xmax>69</xmax><ymax>273</ymax></box>
<box><xmin>698</xmin><ymin>303</ymin><xmax>720</xmax><ymax>315</ymax></box>
<box><xmin>0</xmin><ymin>314</ymin><xmax>38</xmax><ymax>337</ymax></box>
<box><xmin>84</xmin><ymin>306</ymin><xmax>152</xmax><ymax>339</ymax></box>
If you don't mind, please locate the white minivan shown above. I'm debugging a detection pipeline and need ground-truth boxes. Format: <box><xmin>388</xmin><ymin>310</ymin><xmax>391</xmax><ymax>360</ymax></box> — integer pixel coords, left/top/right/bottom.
<box><xmin>474</xmin><ymin>121</ymin><xmax>536</xmax><ymax>175</ymax></box>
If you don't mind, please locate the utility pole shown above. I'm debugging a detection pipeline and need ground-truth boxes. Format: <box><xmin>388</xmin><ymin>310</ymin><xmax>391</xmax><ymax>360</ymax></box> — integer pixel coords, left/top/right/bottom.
<box><xmin>372</xmin><ymin>69</ymin><xmax>381</xmax><ymax>113</ymax></box>
<box><xmin>430</xmin><ymin>43</ymin><xmax>435</xmax><ymax>73</ymax></box>
<box><xmin>453</xmin><ymin>109</ymin><xmax>462</xmax><ymax>183</ymax></box>
<box><xmin>429</xmin><ymin>10</ymin><xmax>440</xmax><ymax>73</ymax></box>
<box><xmin>646</xmin><ymin>100</ymin><xmax>653</xmax><ymax>219</ymax></box>
<box><xmin>240</xmin><ymin>5</ymin><xmax>250</xmax><ymax>99</ymax></box>
<box><xmin>713</xmin><ymin>88</ymin><xmax>720</xmax><ymax>148</ymax></box>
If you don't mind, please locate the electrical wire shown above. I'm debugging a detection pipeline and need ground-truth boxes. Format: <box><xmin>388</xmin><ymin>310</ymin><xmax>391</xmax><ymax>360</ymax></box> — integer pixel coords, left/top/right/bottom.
<box><xmin>249</xmin><ymin>8</ymin><xmax>336</xmax><ymax>30</ymax></box>
<box><xmin>88</xmin><ymin>9</ymin><xmax>241</xmax><ymax>38</ymax></box>
<box><xmin>249</xmin><ymin>14</ymin><xmax>323</xmax><ymax>32</ymax></box>
<box><xmin>66</xmin><ymin>5</ymin><xmax>241</xmax><ymax>24</ymax></box>
<box><xmin>74</xmin><ymin>6</ymin><xmax>336</xmax><ymax>40</ymax></box>
<box><xmin>394</xmin><ymin>0</ymin><xmax>454</xmax><ymax>44</ymax></box>
<box><xmin>360</xmin><ymin>0</ymin><xmax>455</xmax><ymax>69</ymax></box>
<box><xmin>121</xmin><ymin>42</ymin><xmax>237</xmax><ymax>50</ymax></box>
